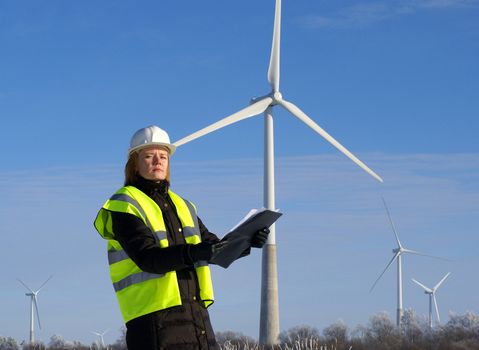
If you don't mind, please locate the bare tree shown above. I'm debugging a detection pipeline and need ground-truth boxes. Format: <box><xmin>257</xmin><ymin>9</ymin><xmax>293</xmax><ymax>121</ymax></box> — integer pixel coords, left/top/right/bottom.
<box><xmin>216</xmin><ymin>331</ymin><xmax>256</xmax><ymax>348</ymax></box>
<box><xmin>323</xmin><ymin>320</ymin><xmax>349</xmax><ymax>348</ymax></box>
<box><xmin>362</xmin><ymin>312</ymin><xmax>402</xmax><ymax>350</ymax></box>
<box><xmin>279</xmin><ymin>325</ymin><xmax>321</xmax><ymax>348</ymax></box>
<box><xmin>109</xmin><ymin>327</ymin><xmax>126</xmax><ymax>350</ymax></box>
<box><xmin>434</xmin><ymin>311</ymin><xmax>479</xmax><ymax>350</ymax></box>
<box><xmin>47</xmin><ymin>335</ymin><xmax>74</xmax><ymax>350</ymax></box>
<box><xmin>401</xmin><ymin>308</ymin><xmax>434</xmax><ymax>349</ymax></box>
<box><xmin>0</xmin><ymin>337</ymin><xmax>20</xmax><ymax>350</ymax></box>
<box><xmin>21</xmin><ymin>342</ymin><xmax>45</xmax><ymax>350</ymax></box>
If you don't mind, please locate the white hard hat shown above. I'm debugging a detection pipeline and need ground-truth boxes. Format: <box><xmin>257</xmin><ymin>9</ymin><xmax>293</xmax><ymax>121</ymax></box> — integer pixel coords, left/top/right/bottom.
<box><xmin>128</xmin><ymin>125</ymin><xmax>176</xmax><ymax>156</ymax></box>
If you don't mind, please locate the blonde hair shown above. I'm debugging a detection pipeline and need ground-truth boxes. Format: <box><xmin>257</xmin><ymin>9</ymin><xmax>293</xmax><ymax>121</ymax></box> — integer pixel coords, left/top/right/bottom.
<box><xmin>124</xmin><ymin>147</ymin><xmax>171</xmax><ymax>185</ymax></box>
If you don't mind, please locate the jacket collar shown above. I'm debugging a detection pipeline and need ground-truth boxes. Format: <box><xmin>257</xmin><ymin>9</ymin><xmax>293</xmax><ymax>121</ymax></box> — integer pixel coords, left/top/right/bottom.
<box><xmin>132</xmin><ymin>176</ymin><xmax>170</xmax><ymax>197</ymax></box>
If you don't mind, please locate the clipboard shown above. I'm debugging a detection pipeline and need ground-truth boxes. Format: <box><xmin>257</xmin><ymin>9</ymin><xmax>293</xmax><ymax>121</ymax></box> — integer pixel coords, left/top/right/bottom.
<box><xmin>209</xmin><ymin>208</ymin><xmax>282</xmax><ymax>268</ymax></box>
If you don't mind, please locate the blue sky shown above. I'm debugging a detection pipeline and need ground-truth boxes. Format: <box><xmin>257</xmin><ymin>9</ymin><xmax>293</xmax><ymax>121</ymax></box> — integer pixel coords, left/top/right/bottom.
<box><xmin>1</xmin><ymin>0</ymin><xmax>478</xmax><ymax>345</ymax></box>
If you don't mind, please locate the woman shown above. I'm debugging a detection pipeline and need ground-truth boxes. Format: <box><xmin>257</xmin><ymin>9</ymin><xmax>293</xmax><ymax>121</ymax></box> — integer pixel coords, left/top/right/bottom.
<box><xmin>94</xmin><ymin>125</ymin><xmax>269</xmax><ymax>350</ymax></box>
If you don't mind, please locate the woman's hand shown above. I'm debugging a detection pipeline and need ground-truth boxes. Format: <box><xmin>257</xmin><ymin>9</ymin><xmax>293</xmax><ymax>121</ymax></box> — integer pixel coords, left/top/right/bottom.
<box><xmin>251</xmin><ymin>227</ymin><xmax>270</xmax><ymax>248</ymax></box>
<box><xmin>188</xmin><ymin>241</ymin><xmax>215</xmax><ymax>262</ymax></box>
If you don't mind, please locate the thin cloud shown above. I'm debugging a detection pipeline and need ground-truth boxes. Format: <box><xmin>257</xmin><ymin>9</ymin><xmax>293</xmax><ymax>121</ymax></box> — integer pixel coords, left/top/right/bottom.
<box><xmin>2</xmin><ymin>153</ymin><xmax>477</xmax><ymax>232</ymax></box>
<box><xmin>299</xmin><ymin>0</ymin><xmax>479</xmax><ymax>29</ymax></box>
<box><xmin>2</xmin><ymin>153</ymin><xmax>478</xmax><ymax>204</ymax></box>
<box><xmin>418</xmin><ymin>0</ymin><xmax>479</xmax><ymax>8</ymax></box>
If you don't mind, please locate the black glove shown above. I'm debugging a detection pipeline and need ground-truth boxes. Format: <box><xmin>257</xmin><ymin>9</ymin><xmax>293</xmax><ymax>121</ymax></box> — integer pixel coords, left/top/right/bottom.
<box><xmin>188</xmin><ymin>241</ymin><xmax>215</xmax><ymax>263</ymax></box>
<box><xmin>251</xmin><ymin>227</ymin><xmax>270</xmax><ymax>248</ymax></box>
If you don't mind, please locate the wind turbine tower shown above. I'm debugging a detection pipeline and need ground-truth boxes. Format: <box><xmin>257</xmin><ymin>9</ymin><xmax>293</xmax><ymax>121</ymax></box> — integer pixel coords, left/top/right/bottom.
<box><xmin>174</xmin><ymin>0</ymin><xmax>383</xmax><ymax>345</ymax></box>
<box><xmin>412</xmin><ymin>273</ymin><xmax>451</xmax><ymax>328</ymax></box>
<box><xmin>18</xmin><ymin>276</ymin><xmax>52</xmax><ymax>344</ymax></box>
<box><xmin>370</xmin><ymin>198</ymin><xmax>444</xmax><ymax>328</ymax></box>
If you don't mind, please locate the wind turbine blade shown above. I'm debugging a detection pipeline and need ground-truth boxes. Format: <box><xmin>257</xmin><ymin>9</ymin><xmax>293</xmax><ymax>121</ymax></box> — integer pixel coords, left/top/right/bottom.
<box><xmin>17</xmin><ymin>279</ymin><xmax>34</xmax><ymax>293</ymax></box>
<box><xmin>433</xmin><ymin>295</ymin><xmax>440</xmax><ymax>322</ymax></box>
<box><xmin>173</xmin><ymin>97</ymin><xmax>273</xmax><ymax>147</ymax></box>
<box><xmin>370</xmin><ymin>252</ymin><xmax>399</xmax><ymax>292</ymax></box>
<box><xmin>402</xmin><ymin>248</ymin><xmax>449</xmax><ymax>261</ymax></box>
<box><xmin>267</xmin><ymin>0</ymin><xmax>281</xmax><ymax>92</ymax></box>
<box><xmin>33</xmin><ymin>296</ymin><xmax>42</xmax><ymax>330</ymax></box>
<box><xmin>411</xmin><ymin>278</ymin><xmax>432</xmax><ymax>293</ymax></box>
<box><xmin>37</xmin><ymin>275</ymin><xmax>53</xmax><ymax>293</ymax></box>
<box><xmin>381</xmin><ymin>197</ymin><xmax>402</xmax><ymax>248</ymax></box>
<box><xmin>434</xmin><ymin>272</ymin><xmax>451</xmax><ymax>291</ymax></box>
<box><xmin>278</xmin><ymin>99</ymin><xmax>383</xmax><ymax>182</ymax></box>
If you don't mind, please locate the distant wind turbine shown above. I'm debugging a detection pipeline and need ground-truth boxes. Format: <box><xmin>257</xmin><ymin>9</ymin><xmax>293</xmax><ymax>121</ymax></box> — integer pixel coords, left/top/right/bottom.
<box><xmin>18</xmin><ymin>276</ymin><xmax>52</xmax><ymax>344</ymax></box>
<box><xmin>91</xmin><ymin>329</ymin><xmax>109</xmax><ymax>349</ymax></box>
<box><xmin>173</xmin><ymin>0</ymin><xmax>383</xmax><ymax>345</ymax></box>
<box><xmin>370</xmin><ymin>198</ymin><xmax>445</xmax><ymax>328</ymax></box>
<box><xmin>412</xmin><ymin>272</ymin><xmax>451</xmax><ymax>328</ymax></box>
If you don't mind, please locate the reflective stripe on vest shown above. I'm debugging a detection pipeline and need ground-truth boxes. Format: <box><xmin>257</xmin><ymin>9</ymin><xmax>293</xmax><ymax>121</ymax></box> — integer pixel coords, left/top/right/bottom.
<box><xmin>94</xmin><ymin>186</ymin><xmax>214</xmax><ymax>323</ymax></box>
<box><xmin>113</xmin><ymin>271</ymin><xmax>165</xmax><ymax>292</ymax></box>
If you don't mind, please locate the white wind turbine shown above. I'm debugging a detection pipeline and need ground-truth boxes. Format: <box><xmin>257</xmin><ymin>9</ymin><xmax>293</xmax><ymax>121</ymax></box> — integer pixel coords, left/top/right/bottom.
<box><xmin>370</xmin><ymin>197</ymin><xmax>445</xmax><ymax>328</ymax></box>
<box><xmin>18</xmin><ymin>276</ymin><xmax>53</xmax><ymax>344</ymax></box>
<box><xmin>91</xmin><ymin>329</ymin><xmax>109</xmax><ymax>349</ymax></box>
<box><xmin>174</xmin><ymin>0</ymin><xmax>383</xmax><ymax>345</ymax></box>
<box><xmin>412</xmin><ymin>272</ymin><xmax>451</xmax><ymax>328</ymax></box>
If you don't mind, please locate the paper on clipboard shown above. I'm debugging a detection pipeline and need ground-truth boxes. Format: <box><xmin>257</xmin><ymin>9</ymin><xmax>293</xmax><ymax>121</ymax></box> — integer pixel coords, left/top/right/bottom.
<box><xmin>209</xmin><ymin>208</ymin><xmax>282</xmax><ymax>268</ymax></box>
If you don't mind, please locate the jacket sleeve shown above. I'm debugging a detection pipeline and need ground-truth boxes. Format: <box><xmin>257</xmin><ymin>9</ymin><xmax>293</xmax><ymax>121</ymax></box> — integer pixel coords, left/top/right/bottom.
<box><xmin>111</xmin><ymin>211</ymin><xmax>192</xmax><ymax>274</ymax></box>
<box><xmin>198</xmin><ymin>216</ymin><xmax>220</xmax><ymax>243</ymax></box>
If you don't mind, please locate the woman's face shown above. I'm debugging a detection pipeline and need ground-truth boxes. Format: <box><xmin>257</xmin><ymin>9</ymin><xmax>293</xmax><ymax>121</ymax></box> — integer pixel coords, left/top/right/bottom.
<box><xmin>136</xmin><ymin>146</ymin><xmax>169</xmax><ymax>181</ymax></box>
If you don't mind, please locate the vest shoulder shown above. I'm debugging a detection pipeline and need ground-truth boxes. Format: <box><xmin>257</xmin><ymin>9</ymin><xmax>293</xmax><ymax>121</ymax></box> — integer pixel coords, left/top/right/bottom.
<box><xmin>168</xmin><ymin>190</ymin><xmax>196</xmax><ymax>211</ymax></box>
<box><xmin>114</xmin><ymin>185</ymin><xmax>146</xmax><ymax>198</ymax></box>
<box><xmin>168</xmin><ymin>189</ymin><xmax>191</xmax><ymax>203</ymax></box>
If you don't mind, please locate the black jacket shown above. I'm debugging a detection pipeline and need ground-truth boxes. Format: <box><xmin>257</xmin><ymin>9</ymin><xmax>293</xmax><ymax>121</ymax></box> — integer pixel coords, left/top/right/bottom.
<box><xmin>111</xmin><ymin>177</ymin><xmax>220</xmax><ymax>350</ymax></box>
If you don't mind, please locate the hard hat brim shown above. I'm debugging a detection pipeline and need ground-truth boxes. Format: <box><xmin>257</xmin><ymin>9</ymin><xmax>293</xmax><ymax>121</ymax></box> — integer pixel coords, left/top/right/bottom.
<box><xmin>128</xmin><ymin>142</ymin><xmax>176</xmax><ymax>157</ymax></box>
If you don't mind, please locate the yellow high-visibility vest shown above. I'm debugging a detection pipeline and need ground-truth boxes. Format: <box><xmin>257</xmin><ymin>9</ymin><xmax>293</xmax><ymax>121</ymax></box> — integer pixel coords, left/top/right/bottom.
<box><xmin>94</xmin><ymin>186</ymin><xmax>214</xmax><ymax>323</ymax></box>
